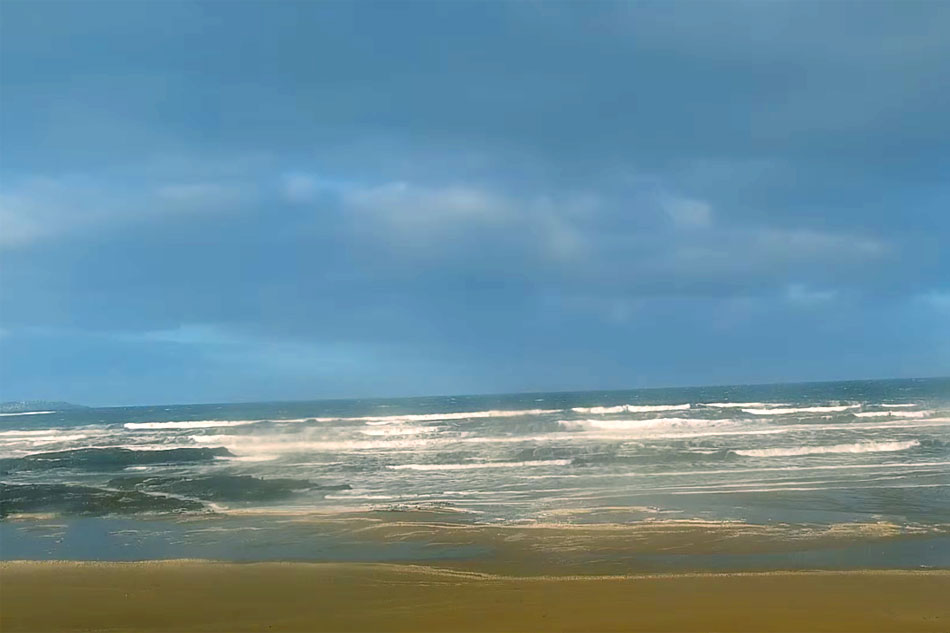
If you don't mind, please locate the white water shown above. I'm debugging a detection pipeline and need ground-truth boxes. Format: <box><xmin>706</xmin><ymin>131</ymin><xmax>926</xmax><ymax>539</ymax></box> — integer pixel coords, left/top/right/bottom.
<box><xmin>742</xmin><ymin>405</ymin><xmax>860</xmax><ymax>415</ymax></box>
<box><xmin>389</xmin><ymin>459</ymin><xmax>572</xmax><ymax>471</ymax></box>
<box><xmin>734</xmin><ymin>440</ymin><xmax>921</xmax><ymax>458</ymax></box>
<box><xmin>125</xmin><ymin>420</ymin><xmax>262</xmax><ymax>430</ymax></box>
<box><xmin>2</xmin><ymin>387</ymin><xmax>947</xmax><ymax>527</ymax></box>
<box><xmin>570</xmin><ymin>404</ymin><xmax>691</xmax><ymax>414</ymax></box>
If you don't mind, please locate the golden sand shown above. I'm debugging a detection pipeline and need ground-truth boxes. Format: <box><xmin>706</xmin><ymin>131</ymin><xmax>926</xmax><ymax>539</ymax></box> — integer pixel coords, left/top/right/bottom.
<box><xmin>1</xmin><ymin>562</ymin><xmax>948</xmax><ymax>632</ymax></box>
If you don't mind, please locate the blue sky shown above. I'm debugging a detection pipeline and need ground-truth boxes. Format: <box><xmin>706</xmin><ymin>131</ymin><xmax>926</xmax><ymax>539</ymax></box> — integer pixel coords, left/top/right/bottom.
<box><xmin>1</xmin><ymin>1</ymin><xmax>948</xmax><ymax>406</ymax></box>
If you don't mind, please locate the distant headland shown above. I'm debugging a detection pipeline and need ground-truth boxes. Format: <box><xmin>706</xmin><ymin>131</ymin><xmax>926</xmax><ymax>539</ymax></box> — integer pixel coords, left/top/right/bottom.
<box><xmin>0</xmin><ymin>401</ymin><xmax>87</xmax><ymax>414</ymax></box>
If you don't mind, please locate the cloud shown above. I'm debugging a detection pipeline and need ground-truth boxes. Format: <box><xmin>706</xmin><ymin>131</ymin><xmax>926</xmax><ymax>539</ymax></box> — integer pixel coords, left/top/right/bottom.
<box><xmin>343</xmin><ymin>181</ymin><xmax>510</xmax><ymax>233</ymax></box>
<box><xmin>662</xmin><ymin>195</ymin><xmax>713</xmax><ymax>229</ymax></box>
<box><xmin>0</xmin><ymin>177</ymin><xmax>104</xmax><ymax>247</ymax></box>
<box><xmin>1</xmin><ymin>2</ymin><xmax>948</xmax><ymax>401</ymax></box>
<box><xmin>917</xmin><ymin>290</ymin><xmax>950</xmax><ymax>314</ymax></box>
<box><xmin>785</xmin><ymin>284</ymin><xmax>838</xmax><ymax>305</ymax></box>
<box><xmin>0</xmin><ymin>175</ymin><xmax>246</xmax><ymax>248</ymax></box>
<box><xmin>280</xmin><ymin>172</ymin><xmax>334</xmax><ymax>204</ymax></box>
<box><xmin>752</xmin><ymin>228</ymin><xmax>887</xmax><ymax>260</ymax></box>
<box><xmin>0</xmin><ymin>191</ymin><xmax>49</xmax><ymax>247</ymax></box>
<box><xmin>320</xmin><ymin>176</ymin><xmax>594</xmax><ymax>263</ymax></box>
<box><xmin>155</xmin><ymin>182</ymin><xmax>242</xmax><ymax>206</ymax></box>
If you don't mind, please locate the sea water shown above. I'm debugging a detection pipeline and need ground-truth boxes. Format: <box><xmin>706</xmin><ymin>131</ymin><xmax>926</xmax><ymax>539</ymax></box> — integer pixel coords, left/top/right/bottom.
<box><xmin>2</xmin><ymin>377</ymin><xmax>948</xmax><ymax>570</ymax></box>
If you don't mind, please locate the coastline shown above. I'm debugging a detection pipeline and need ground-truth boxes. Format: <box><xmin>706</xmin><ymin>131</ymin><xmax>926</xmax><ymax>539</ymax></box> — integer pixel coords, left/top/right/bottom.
<box><xmin>2</xmin><ymin>561</ymin><xmax>949</xmax><ymax>632</ymax></box>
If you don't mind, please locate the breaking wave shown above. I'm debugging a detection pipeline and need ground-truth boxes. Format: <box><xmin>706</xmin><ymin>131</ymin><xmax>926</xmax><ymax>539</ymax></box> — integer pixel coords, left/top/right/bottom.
<box><xmin>358</xmin><ymin>426</ymin><xmax>432</xmax><ymax>437</ymax></box>
<box><xmin>316</xmin><ymin>408</ymin><xmax>560</xmax><ymax>425</ymax></box>
<box><xmin>853</xmin><ymin>411</ymin><xmax>932</xmax><ymax>419</ymax></box>
<box><xmin>124</xmin><ymin>420</ymin><xmax>262</xmax><ymax>430</ymax></box>
<box><xmin>560</xmin><ymin>417</ymin><xmax>730</xmax><ymax>432</ymax></box>
<box><xmin>701</xmin><ymin>402</ymin><xmax>788</xmax><ymax>408</ymax></box>
<box><xmin>107</xmin><ymin>474</ymin><xmax>349</xmax><ymax>501</ymax></box>
<box><xmin>0</xmin><ymin>429</ymin><xmax>71</xmax><ymax>437</ymax></box>
<box><xmin>742</xmin><ymin>405</ymin><xmax>860</xmax><ymax>415</ymax></box>
<box><xmin>734</xmin><ymin>440</ymin><xmax>921</xmax><ymax>458</ymax></box>
<box><xmin>0</xmin><ymin>433</ymin><xmax>91</xmax><ymax>447</ymax></box>
<box><xmin>570</xmin><ymin>404</ymin><xmax>690</xmax><ymax>414</ymax></box>
<box><xmin>389</xmin><ymin>459</ymin><xmax>571</xmax><ymax>471</ymax></box>
<box><xmin>191</xmin><ymin>434</ymin><xmax>434</xmax><ymax>454</ymax></box>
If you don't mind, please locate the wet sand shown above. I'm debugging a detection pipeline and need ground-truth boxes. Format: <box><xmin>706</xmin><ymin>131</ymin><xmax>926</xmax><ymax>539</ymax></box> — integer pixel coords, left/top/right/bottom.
<box><xmin>1</xmin><ymin>561</ymin><xmax>948</xmax><ymax>632</ymax></box>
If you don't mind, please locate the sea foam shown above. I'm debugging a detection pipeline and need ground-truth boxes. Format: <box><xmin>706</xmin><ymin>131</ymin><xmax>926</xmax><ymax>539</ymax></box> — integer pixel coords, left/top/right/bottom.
<box><xmin>358</xmin><ymin>426</ymin><xmax>432</xmax><ymax>436</ymax></box>
<box><xmin>853</xmin><ymin>411</ymin><xmax>932</xmax><ymax>419</ymax></box>
<box><xmin>734</xmin><ymin>440</ymin><xmax>920</xmax><ymax>457</ymax></box>
<box><xmin>0</xmin><ymin>429</ymin><xmax>77</xmax><ymax>437</ymax></box>
<box><xmin>559</xmin><ymin>417</ymin><xmax>727</xmax><ymax>432</ymax></box>
<box><xmin>701</xmin><ymin>402</ymin><xmax>788</xmax><ymax>408</ymax></box>
<box><xmin>316</xmin><ymin>408</ymin><xmax>560</xmax><ymax>425</ymax></box>
<box><xmin>190</xmin><ymin>434</ymin><xmax>436</xmax><ymax>454</ymax></box>
<box><xmin>570</xmin><ymin>404</ymin><xmax>690</xmax><ymax>414</ymax></box>
<box><xmin>125</xmin><ymin>420</ymin><xmax>262</xmax><ymax>430</ymax></box>
<box><xmin>389</xmin><ymin>459</ymin><xmax>571</xmax><ymax>471</ymax></box>
<box><xmin>742</xmin><ymin>405</ymin><xmax>860</xmax><ymax>415</ymax></box>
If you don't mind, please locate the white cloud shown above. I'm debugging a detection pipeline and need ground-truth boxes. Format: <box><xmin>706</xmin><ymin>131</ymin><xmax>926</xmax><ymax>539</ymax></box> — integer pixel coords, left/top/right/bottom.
<box><xmin>335</xmin><ymin>179</ymin><xmax>598</xmax><ymax>264</ymax></box>
<box><xmin>602</xmin><ymin>225</ymin><xmax>890</xmax><ymax>292</ymax></box>
<box><xmin>0</xmin><ymin>177</ymin><xmax>109</xmax><ymax>247</ymax></box>
<box><xmin>785</xmin><ymin>283</ymin><xmax>838</xmax><ymax>304</ymax></box>
<box><xmin>917</xmin><ymin>291</ymin><xmax>950</xmax><ymax>313</ymax></box>
<box><xmin>343</xmin><ymin>181</ymin><xmax>512</xmax><ymax>232</ymax></box>
<box><xmin>538</xmin><ymin>214</ymin><xmax>587</xmax><ymax>262</ymax></box>
<box><xmin>280</xmin><ymin>172</ymin><xmax>326</xmax><ymax>203</ymax></box>
<box><xmin>662</xmin><ymin>195</ymin><xmax>713</xmax><ymax>228</ymax></box>
<box><xmin>0</xmin><ymin>176</ymin><xmax>245</xmax><ymax>248</ymax></box>
<box><xmin>0</xmin><ymin>192</ymin><xmax>50</xmax><ymax>247</ymax></box>
<box><xmin>3</xmin><ymin>165</ymin><xmax>893</xmax><ymax>303</ymax></box>
<box><xmin>314</xmin><ymin>172</ymin><xmax>889</xmax><ymax>290</ymax></box>
<box><xmin>753</xmin><ymin>228</ymin><xmax>887</xmax><ymax>259</ymax></box>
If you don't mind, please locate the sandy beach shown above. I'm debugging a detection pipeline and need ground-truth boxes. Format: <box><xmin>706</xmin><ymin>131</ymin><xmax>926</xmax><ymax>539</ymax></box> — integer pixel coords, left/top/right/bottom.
<box><xmin>1</xmin><ymin>561</ymin><xmax>948</xmax><ymax>632</ymax></box>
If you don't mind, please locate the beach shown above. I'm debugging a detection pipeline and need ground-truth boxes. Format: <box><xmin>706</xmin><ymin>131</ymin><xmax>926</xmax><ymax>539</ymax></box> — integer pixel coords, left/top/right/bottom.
<box><xmin>2</xmin><ymin>562</ymin><xmax>948</xmax><ymax>632</ymax></box>
<box><xmin>2</xmin><ymin>380</ymin><xmax>949</xmax><ymax>631</ymax></box>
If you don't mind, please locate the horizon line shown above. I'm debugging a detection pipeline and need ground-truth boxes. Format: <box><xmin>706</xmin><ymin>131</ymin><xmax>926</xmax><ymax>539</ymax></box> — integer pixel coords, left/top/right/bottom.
<box><xmin>5</xmin><ymin>374</ymin><xmax>948</xmax><ymax>412</ymax></box>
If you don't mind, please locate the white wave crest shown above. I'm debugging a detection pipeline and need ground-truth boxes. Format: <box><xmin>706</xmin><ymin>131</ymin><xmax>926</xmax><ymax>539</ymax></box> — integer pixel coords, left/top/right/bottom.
<box><xmin>228</xmin><ymin>454</ymin><xmax>280</xmax><ymax>462</ymax></box>
<box><xmin>389</xmin><ymin>459</ymin><xmax>571</xmax><ymax>471</ymax></box>
<box><xmin>24</xmin><ymin>433</ymin><xmax>89</xmax><ymax>444</ymax></box>
<box><xmin>125</xmin><ymin>420</ymin><xmax>261</xmax><ymax>430</ymax></box>
<box><xmin>570</xmin><ymin>404</ymin><xmax>690</xmax><ymax>414</ymax></box>
<box><xmin>0</xmin><ymin>429</ymin><xmax>67</xmax><ymax>437</ymax></box>
<box><xmin>0</xmin><ymin>434</ymin><xmax>91</xmax><ymax>448</ymax></box>
<box><xmin>701</xmin><ymin>402</ymin><xmax>788</xmax><ymax>408</ymax></box>
<box><xmin>560</xmin><ymin>417</ymin><xmax>727</xmax><ymax>432</ymax></box>
<box><xmin>316</xmin><ymin>408</ymin><xmax>559</xmax><ymax>425</ymax></box>
<box><xmin>742</xmin><ymin>405</ymin><xmax>859</xmax><ymax>415</ymax></box>
<box><xmin>359</xmin><ymin>426</ymin><xmax>431</xmax><ymax>437</ymax></box>
<box><xmin>734</xmin><ymin>440</ymin><xmax>920</xmax><ymax>458</ymax></box>
<box><xmin>880</xmin><ymin>404</ymin><xmax>917</xmax><ymax>408</ymax></box>
<box><xmin>0</xmin><ymin>427</ymin><xmax>109</xmax><ymax>451</ymax></box>
<box><xmin>0</xmin><ymin>411</ymin><xmax>55</xmax><ymax>417</ymax></box>
<box><xmin>190</xmin><ymin>434</ymin><xmax>435</xmax><ymax>454</ymax></box>
<box><xmin>853</xmin><ymin>410</ymin><xmax>932</xmax><ymax>419</ymax></box>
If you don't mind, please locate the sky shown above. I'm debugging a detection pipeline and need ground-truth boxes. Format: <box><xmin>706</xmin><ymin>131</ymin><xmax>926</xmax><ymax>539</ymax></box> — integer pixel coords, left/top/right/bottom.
<box><xmin>1</xmin><ymin>1</ymin><xmax>949</xmax><ymax>406</ymax></box>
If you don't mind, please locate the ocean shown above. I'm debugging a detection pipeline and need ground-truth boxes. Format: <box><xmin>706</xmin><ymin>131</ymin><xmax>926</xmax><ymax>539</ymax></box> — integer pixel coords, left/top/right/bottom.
<box><xmin>2</xmin><ymin>377</ymin><xmax>949</xmax><ymax>572</ymax></box>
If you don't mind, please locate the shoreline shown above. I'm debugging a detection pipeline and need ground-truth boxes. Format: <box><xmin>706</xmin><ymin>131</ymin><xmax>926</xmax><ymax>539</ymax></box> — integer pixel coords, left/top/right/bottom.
<box><xmin>2</xmin><ymin>561</ymin><xmax>949</xmax><ymax>632</ymax></box>
<box><xmin>5</xmin><ymin>512</ymin><xmax>948</xmax><ymax>578</ymax></box>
